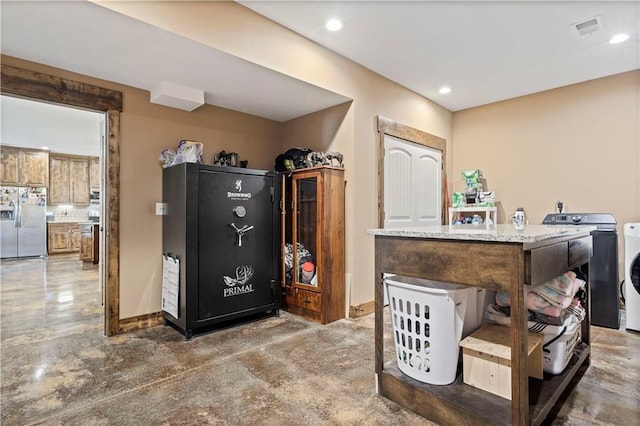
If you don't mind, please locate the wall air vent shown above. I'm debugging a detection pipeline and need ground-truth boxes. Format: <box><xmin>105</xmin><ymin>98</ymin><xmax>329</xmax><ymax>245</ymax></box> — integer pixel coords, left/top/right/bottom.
<box><xmin>572</xmin><ymin>15</ymin><xmax>603</xmax><ymax>37</ymax></box>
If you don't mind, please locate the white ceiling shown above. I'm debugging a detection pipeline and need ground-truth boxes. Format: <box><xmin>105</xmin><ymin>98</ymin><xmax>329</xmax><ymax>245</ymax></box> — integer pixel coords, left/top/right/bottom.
<box><xmin>240</xmin><ymin>0</ymin><xmax>640</xmax><ymax>111</ymax></box>
<box><xmin>0</xmin><ymin>1</ymin><xmax>638</xmax><ymax>155</ymax></box>
<box><xmin>1</xmin><ymin>95</ymin><xmax>103</xmax><ymax>157</ymax></box>
<box><xmin>0</xmin><ymin>1</ymin><xmax>350</xmax><ymax>122</ymax></box>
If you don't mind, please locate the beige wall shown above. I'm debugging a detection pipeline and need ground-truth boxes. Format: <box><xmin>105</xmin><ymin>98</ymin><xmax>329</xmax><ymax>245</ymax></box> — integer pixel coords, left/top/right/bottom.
<box><xmin>118</xmin><ymin>91</ymin><xmax>282</xmax><ymax>317</ymax></box>
<box><xmin>97</xmin><ymin>1</ymin><xmax>454</xmax><ymax>309</ymax></box>
<box><xmin>453</xmin><ymin>70</ymin><xmax>639</xmax><ymax>226</ymax></box>
<box><xmin>8</xmin><ymin>3</ymin><xmax>637</xmax><ymax>320</ymax></box>
<box><xmin>2</xmin><ymin>55</ymin><xmax>283</xmax><ymax>319</ymax></box>
<box><xmin>453</xmin><ymin>70</ymin><xmax>640</xmax><ymax>272</ymax></box>
<box><xmin>8</xmin><ymin>4</ymin><xmax>636</xmax><ymax>320</ymax></box>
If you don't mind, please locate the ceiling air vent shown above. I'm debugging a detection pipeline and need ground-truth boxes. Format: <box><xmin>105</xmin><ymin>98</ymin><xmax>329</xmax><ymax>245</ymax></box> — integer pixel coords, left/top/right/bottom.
<box><xmin>572</xmin><ymin>15</ymin><xmax>603</xmax><ymax>36</ymax></box>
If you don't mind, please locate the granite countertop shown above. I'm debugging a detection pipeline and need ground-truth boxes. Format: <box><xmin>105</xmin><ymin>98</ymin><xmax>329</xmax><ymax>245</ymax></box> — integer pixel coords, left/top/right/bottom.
<box><xmin>366</xmin><ymin>224</ymin><xmax>596</xmax><ymax>243</ymax></box>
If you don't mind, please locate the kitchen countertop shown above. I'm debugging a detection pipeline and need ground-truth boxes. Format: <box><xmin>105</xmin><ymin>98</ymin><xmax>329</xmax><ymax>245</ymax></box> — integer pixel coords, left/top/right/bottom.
<box><xmin>366</xmin><ymin>224</ymin><xmax>596</xmax><ymax>243</ymax></box>
<box><xmin>47</xmin><ymin>220</ymin><xmax>99</xmax><ymax>225</ymax></box>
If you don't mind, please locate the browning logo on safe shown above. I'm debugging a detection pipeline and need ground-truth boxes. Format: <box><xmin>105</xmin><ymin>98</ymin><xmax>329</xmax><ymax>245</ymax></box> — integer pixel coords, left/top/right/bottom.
<box><xmin>227</xmin><ymin>179</ymin><xmax>251</xmax><ymax>200</ymax></box>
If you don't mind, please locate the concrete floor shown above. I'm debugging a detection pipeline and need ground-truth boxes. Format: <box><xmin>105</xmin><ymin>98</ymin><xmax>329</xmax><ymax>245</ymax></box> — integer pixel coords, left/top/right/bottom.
<box><xmin>1</xmin><ymin>255</ymin><xmax>638</xmax><ymax>425</ymax></box>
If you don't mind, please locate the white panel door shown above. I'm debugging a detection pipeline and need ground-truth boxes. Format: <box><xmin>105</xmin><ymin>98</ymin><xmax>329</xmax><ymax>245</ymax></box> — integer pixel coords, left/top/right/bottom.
<box><xmin>384</xmin><ymin>134</ymin><xmax>442</xmax><ymax>228</ymax></box>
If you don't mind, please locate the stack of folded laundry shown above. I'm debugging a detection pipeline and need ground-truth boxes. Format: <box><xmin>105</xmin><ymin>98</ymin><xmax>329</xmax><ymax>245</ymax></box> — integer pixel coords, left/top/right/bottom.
<box><xmin>487</xmin><ymin>271</ymin><xmax>586</xmax><ymax>327</ymax></box>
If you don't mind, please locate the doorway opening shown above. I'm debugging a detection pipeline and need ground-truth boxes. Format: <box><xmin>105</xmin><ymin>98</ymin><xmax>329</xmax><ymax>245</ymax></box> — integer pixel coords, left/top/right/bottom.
<box><xmin>1</xmin><ymin>94</ymin><xmax>106</xmax><ymax>324</ymax></box>
<box><xmin>1</xmin><ymin>63</ymin><xmax>122</xmax><ymax>335</ymax></box>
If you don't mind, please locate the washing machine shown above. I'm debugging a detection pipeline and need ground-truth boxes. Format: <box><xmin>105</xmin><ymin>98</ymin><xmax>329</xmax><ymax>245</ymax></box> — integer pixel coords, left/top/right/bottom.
<box><xmin>624</xmin><ymin>223</ymin><xmax>640</xmax><ymax>332</ymax></box>
<box><xmin>543</xmin><ymin>213</ymin><xmax>620</xmax><ymax>328</ymax></box>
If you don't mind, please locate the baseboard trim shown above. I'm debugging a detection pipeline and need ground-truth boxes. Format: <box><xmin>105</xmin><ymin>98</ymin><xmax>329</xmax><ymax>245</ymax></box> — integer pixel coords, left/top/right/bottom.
<box><xmin>349</xmin><ymin>300</ymin><xmax>375</xmax><ymax>318</ymax></box>
<box><xmin>119</xmin><ymin>311</ymin><xmax>163</xmax><ymax>333</ymax></box>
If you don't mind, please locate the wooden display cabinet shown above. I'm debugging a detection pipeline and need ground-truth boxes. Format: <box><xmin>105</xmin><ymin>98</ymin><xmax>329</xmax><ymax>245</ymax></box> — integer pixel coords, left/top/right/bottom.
<box><xmin>281</xmin><ymin>166</ymin><xmax>345</xmax><ymax>324</ymax></box>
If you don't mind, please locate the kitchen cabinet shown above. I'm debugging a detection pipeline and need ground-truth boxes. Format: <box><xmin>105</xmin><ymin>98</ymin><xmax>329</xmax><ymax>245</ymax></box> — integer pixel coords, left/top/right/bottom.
<box><xmin>49</xmin><ymin>154</ymin><xmax>89</xmax><ymax>205</ymax></box>
<box><xmin>48</xmin><ymin>222</ymin><xmax>81</xmax><ymax>254</ymax></box>
<box><xmin>281</xmin><ymin>166</ymin><xmax>345</xmax><ymax>324</ymax></box>
<box><xmin>71</xmin><ymin>226</ymin><xmax>81</xmax><ymax>251</ymax></box>
<box><xmin>89</xmin><ymin>156</ymin><xmax>100</xmax><ymax>190</ymax></box>
<box><xmin>368</xmin><ymin>225</ymin><xmax>593</xmax><ymax>425</ymax></box>
<box><xmin>79</xmin><ymin>223</ymin><xmax>99</xmax><ymax>263</ymax></box>
<box><xmin>0</xmin><ymin>146</ymin><xmax>49</xmax><ymax>187</ymax></box>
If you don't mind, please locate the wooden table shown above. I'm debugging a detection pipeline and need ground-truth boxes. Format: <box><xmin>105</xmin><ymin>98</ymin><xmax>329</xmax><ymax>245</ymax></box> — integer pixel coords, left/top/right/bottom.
<box><xmin>368</xmin><ymin>224</ymin><xmax>594</xmax><ymax>425</ymax></box>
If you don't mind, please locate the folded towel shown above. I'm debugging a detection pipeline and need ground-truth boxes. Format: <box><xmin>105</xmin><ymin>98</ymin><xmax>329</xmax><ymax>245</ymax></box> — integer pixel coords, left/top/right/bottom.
<box><xmin>527</xmin><ymin>292</ymin><xmax>563</xmax><ymax>317</ymax></box>
<box><xmin>531</xmin><ymin>274</ymin><xmax>585</xmax><ymax>309</ymax></box>
<box><xmin>495</xmin><ymin>287</ymin><xmax>563</xmax><ymax>317</ymax></box>
<box><xmin>486</xmin><ymin>304</ymin><xmax>581</xmax><ymax>333</ymax></box>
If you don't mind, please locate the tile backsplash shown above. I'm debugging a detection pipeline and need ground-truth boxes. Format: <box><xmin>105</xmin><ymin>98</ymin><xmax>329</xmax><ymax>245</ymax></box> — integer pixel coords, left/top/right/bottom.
<box><xmin>49</xmin><ymin>206</ymin><xmax>89</xmax><ymax>222</ymax></box>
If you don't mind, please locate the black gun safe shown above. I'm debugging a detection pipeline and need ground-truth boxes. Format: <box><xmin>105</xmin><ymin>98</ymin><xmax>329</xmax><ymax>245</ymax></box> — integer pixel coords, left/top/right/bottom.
<box><xmin>162</xmin><ymin>163</ymin><xmax>281</xmax><ymax>338</ymax></box>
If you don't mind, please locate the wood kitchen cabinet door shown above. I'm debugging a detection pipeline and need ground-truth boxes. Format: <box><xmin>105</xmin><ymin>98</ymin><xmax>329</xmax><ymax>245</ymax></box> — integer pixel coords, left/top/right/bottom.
<box><xmin>70</xmin><ymin>225</ymin><xmax>82</xmax><ymax>251</ymax></box>
<box><xmin>49</xmin><ymin>156</ymin><xmax>70</xmax><ymax>204</ymax></box>
<box><xmin>20</xmin><ymin>150</ymin><xmax>49</xmax><ymax>187</ymax></box>
<box><xmin>69</xmin><ymin>157</ymin><xmax>89</xmax><ymax>205</ymax></box>
<box><xmin>80</xmin><ymin>233</ymin><xmax>93</xmax><ymax>261</ymax></box>
<box><xmin>0</xmin><ymin>147</ymin><xmax>20</xmax><ymax>185</ymax></box>
<box><xmin>48</xmin><ymin>222</ymin><xmax>81</xmax><ymax>254</ymax></box>
<box><xmin>49</xmin><ymin>154</ymin><xmax>89</xmax><ymax>205</ymax></box>
<box><xmin>89</xmin><ymin>157</ymin><xmax>100</xmax><ymax>189</ymax></box>
<box><xmin>48</xmin><ymin>224</ymin><xmax>72</xmax><ymax>253</ymax></box>
<box><xmin>79</xmin><ymin>224</ymin><xmax>98</xmax><ymax>263</ymax></box>
<box><xmin>1</xmin><ymin>147</ymin><xmax>49</xmax><ymax>187</ymax></box>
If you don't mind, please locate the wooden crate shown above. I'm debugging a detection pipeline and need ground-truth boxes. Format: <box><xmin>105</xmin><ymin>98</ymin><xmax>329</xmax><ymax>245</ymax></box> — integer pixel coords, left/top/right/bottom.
<box><xmin>459</xmin><ymin>323</ymin><xmax>544</xmax><ymax>400</ymax></box>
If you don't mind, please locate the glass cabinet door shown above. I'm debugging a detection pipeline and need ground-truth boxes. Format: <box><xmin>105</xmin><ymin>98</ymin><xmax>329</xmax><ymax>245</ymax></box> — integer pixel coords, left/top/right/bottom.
<box><xmin>293</xmin><ymin>175</ymin><xmax>318</xmax><ymax>287</ymax></box>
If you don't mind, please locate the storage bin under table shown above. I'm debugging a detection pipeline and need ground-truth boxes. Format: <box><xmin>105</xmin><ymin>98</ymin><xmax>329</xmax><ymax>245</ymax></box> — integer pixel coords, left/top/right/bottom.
<box><xmin>459</xmin><ymin>324</ymin><xmax>544</xmax><ymax>400</ymax></box>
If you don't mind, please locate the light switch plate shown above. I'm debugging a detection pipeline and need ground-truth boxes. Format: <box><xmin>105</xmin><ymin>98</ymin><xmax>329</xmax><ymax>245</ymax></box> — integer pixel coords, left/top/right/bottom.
<box><xmin>156</xmin><ymin>203</ymin><xmax>167</xmax><ymax>215</ymax></box>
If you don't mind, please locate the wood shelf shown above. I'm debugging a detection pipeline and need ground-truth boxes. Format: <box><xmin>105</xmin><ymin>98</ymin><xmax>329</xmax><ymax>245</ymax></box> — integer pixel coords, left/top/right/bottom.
<box><xmin>378</xmin><ymin>342</ymin><xmax>590</xmax><ymax>425</ymax></box>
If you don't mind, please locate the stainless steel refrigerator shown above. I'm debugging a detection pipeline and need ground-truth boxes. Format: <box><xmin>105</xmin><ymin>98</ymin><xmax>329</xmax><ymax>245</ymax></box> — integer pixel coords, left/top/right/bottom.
<box><xmin>0</xmin><ymin>186</ymin><xmax>47</xmax><ymax>258</ymax></box>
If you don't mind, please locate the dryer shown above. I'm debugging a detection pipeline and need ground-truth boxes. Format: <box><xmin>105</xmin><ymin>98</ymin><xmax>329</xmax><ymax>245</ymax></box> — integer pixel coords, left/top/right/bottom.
<box><xmin>624</xmin><ymin>223</ymin><xmax>640</xmax><ymax>332</ymax></box>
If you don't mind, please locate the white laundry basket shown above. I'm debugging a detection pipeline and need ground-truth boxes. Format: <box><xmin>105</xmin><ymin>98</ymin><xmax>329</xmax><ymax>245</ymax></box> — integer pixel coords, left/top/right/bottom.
<box><xmin>385</xmin><ymin>275</ymin><xmax>469</xmax><ymax>385</ymax></box>
<box><xmin>531</xmin><ymin>318</ymin><xmax>582</xmax><ymax>374</ymax></box>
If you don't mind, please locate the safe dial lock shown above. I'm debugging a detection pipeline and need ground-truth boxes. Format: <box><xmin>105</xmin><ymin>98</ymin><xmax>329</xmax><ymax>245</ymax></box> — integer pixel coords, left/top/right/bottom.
<box><xmin>233</xmin><ymin>205</ymin><xmax>246</xmax><ymax>218</ymax></box>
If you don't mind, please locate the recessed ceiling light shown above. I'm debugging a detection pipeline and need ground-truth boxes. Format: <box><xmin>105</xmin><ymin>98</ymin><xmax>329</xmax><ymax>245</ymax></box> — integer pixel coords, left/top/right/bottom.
<box><xmin>609</xmin><ymin>33</ymin><xmax>629</xmax><ymax>44</ymax></box>
<box><xmin>326</xmin><ymin>18</ymin><xmax>343</xmax><ymax>32</ymax></box>
<box><xmin>439</xmin><ymin>86</ymin><xmax>452</xmax><ymax>94</ymax></box>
